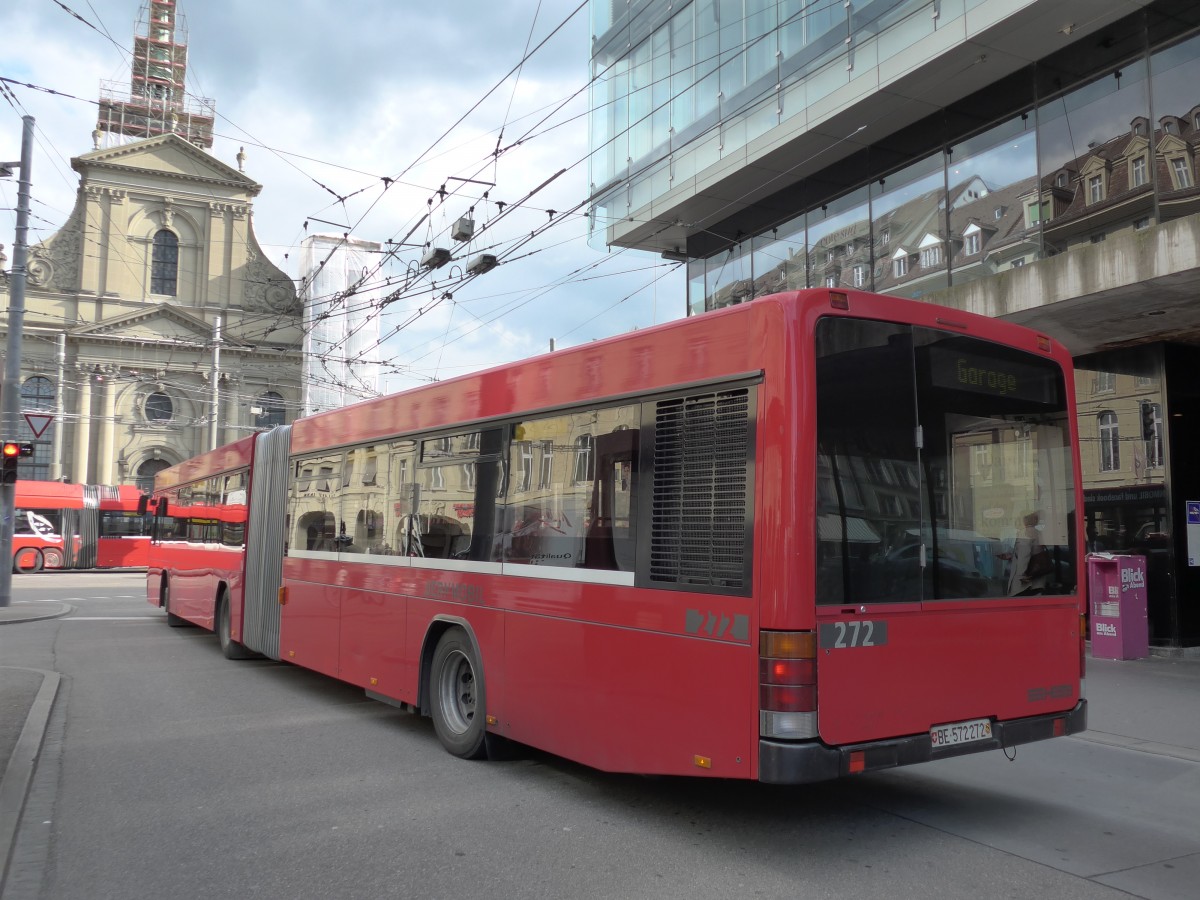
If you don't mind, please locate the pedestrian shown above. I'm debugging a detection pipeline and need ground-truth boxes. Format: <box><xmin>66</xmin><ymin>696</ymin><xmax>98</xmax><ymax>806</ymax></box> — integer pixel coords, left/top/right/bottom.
<box><xmin>1006</xmin><ymin>510</ymin><xmax>1049</xmax><ymax>596</ymax></box>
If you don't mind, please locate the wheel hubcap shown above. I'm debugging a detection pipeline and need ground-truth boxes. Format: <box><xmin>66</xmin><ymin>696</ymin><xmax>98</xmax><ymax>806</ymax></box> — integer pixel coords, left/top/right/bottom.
<box><xmin>438</xmin><ymin>650</ymin><xmax>476</xmax><ymax>735</ymax></box>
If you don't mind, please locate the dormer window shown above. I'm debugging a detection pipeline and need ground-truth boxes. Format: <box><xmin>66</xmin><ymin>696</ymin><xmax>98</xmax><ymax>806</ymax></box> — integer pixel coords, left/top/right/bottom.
<box><xmin>1088</xmin><ymin>174</ymin><xmax>1104</xmax><ymax>204</ymax></box>
<box><xmin>1131</xmin><ymin>155</ymin><xmax>1148</xmax><ymax>187</ymax></box>
<box><xmin>1054</xmin><ymin>172</ymin><xmax>1069</xmax><ymax>188</ymax></box>
<box><xmin>1164</xmin><ymin>119</ymin><xmax>1179</xmax><ymax>135</ymax></box>
<box><xmin>919</xmin><ymin>245</ymin><xmax>942</xmax><ymax>268</ymax></box>
<box><xmin>965</xmin><ymin>232</ymin><xmax>980</xmax><ymax>255</ymax></box>
<box><xmin>1170</xmin><ymin>156</ymin><xmax>1193</xmax><ymax>189</ymax></box>
<box><xmin>892</xmin><ymin>247</ymin><xmax>909</xmax><ymax>278</ymax></box>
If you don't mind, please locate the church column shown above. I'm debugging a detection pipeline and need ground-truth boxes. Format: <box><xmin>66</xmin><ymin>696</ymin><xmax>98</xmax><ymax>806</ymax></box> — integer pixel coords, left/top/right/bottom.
<box><xmin>96</xmin><ymin>368</ymin><xmax>118</xmax><ymax>485</ymax></box>
<box><xmin>73</xmin><ymin>366</ymin><xmax>93</xmax><ymax>483</ymax></box>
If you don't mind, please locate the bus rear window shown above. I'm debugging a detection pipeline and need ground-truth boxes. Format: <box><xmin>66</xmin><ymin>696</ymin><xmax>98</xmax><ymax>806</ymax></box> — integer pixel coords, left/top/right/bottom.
<box><xmin>815</xmin><ymin>318</ymin><xmax>1076</xmax><ymax>604</ymax></box>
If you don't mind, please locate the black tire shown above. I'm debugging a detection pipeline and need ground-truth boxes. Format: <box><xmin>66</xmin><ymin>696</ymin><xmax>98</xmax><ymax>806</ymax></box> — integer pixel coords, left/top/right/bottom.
<box><xmin>163</xmin><ymin>578</ymin><xmax>188</xmax><ymax>628</ymax></box>
<box><xmin>429</xmin><ymin>628</ymin><xmax>488</xmax><ymax>760</ymax></box>
<box><xmin>13</xmin><ymin>548</ymin><xmax>43</xmax><ymax>574</ymax></box>
<box><xmin>217</xmin><ymin>591</ymin><xmax>256</xmax><ymax>659</ymax></box>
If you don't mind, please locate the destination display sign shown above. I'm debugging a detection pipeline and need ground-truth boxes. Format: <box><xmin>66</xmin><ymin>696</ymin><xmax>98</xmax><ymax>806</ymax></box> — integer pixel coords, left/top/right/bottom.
<box><xmin>926</xmin><ymin>344</ymin><xmax>1060</xmax><ymax>405</ymax></box>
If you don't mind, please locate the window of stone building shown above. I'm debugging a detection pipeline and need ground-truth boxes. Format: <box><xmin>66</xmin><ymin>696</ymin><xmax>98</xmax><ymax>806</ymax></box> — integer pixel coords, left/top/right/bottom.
<box><xmin>19</xmin><ymin>375</ymin><xmax>54</xmax><ymax>481</ymax></box>
<box><xmin>144</xmin><ymin>391</ymin><xmax>174</xmax><ymax>423</ymax></box>
<box><xmin>1169</xmin><ymin>156</ymin><xmax>1192</xmax><ymax>189</ymax></box>
<box><xmin>1099</xmin><ymin>411</ymin><xmax>1120</xmax><ymax>472</ymax></box>
<box><xmin>254</xmin><ymin>391</ymin><xmax>286</xmax><ymax>428</ymax></box>
<box><xmin>136</xmin><ymin>458</ymin><xmax>170</xmax><ymax>493</ymax></box>
<box><xmin>150</xmin><ymin>230</ymin><xmax>179</xmax><ymax>296</ymax></box>
<box><xmin>1131</xmin><ymin>155</ymin><xmax>1148</xmax><ymax>187</ymax></box>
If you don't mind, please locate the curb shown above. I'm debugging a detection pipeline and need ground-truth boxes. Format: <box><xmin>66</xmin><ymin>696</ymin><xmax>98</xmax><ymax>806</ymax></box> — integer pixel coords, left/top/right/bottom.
<box><xmin>0</xmin><ymin>604</ymin><xmax>75</xmax><ymax>626</ymax></box>
<box><xmin>0</xmin><ymin>669</ymin><xmax>60</xmax><ymax>896</ymax></box>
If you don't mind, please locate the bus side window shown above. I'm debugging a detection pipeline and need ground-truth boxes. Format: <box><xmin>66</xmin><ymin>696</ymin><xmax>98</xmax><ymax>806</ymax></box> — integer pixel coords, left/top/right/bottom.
<box><xmin>498</xmin><ymin>406</ymin><xmax>639</xmax><ymax>571</ymax></box>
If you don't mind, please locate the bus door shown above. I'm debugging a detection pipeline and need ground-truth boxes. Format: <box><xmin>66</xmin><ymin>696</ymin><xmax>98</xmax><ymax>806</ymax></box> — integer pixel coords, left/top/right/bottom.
<box><xmin>812</xmin><ymin>318</ymin><xmax>1080</xmax><ymax>747</ymax></box>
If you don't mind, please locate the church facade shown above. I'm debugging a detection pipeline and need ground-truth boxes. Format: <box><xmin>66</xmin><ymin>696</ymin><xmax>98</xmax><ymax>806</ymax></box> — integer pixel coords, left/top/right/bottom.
<box><xmin>0</xmin><ymin>133</ymin><xmax>302</xmax><ymax>489</ymax></box>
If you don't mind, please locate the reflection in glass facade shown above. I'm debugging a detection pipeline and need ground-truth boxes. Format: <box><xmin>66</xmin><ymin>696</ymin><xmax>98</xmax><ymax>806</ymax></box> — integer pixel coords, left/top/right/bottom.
<box><xmin>592</xmin><ymin>7</ymin><xmax>1199</xmax><ymax>316</ymax></box>
<box><xmin>589</xmin><ymin>0</ymin><xmax>949</xmax><ymax>246</ymax></box>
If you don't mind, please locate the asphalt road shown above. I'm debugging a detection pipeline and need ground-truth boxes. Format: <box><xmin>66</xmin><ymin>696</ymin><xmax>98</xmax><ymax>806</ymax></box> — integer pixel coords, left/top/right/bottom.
<box><xmin>2</xmin><ymin>573</ymin><xmax>1198</xmax><ymax>900</ymax></box>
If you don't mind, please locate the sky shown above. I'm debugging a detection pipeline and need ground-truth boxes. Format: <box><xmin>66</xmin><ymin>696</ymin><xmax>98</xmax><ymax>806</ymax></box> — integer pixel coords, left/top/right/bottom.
<box><xmin>0</xmin><ymin>0</ymin><xmax>685</xmax><ymax>395</ymax></box>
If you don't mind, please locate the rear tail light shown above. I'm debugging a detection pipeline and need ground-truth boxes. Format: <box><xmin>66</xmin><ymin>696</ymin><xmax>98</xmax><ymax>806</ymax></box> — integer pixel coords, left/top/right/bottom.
<box><xmin>760</xmin><ymin>630</ymin><xmax>818</xmax><ymax>739</ymax></box>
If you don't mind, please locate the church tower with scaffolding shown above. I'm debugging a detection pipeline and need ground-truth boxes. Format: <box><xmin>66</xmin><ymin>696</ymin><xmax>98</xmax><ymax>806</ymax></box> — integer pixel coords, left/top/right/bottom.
<box><xmin>95</xmin><ymin>0</ymin><xmax>215</xmax><ymax>149</ymax></box>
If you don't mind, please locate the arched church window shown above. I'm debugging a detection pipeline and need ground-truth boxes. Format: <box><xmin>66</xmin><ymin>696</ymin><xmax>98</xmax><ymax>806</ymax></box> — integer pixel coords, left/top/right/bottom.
<box><xmin>151</xmin><ymin>230</ymin><xmax>179</xmax><ymax>296</ymax></box>
<box><xmin>255</xmin><ymin>391</ymin><xmax>286</xmax><ymax>428</ymax></box>
<box><xmin>136</xmin><ymin>458</ymin><xmax>170</xmax><ymax>493</ymax></box>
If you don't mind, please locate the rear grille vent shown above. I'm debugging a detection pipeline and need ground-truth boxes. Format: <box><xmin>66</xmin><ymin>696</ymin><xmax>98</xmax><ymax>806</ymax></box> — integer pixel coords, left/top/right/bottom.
<box><xmin>651</xmin><ymin>388</ymin><xmax>750</xmax><ymax>588</ymax></box>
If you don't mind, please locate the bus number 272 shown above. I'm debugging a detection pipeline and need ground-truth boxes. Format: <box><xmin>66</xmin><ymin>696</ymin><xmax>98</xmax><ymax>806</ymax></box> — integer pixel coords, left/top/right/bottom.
<box><xmin>819</xmin><ymin>620</ymin><xmax>888</xmax><ymax>649</ymax></box>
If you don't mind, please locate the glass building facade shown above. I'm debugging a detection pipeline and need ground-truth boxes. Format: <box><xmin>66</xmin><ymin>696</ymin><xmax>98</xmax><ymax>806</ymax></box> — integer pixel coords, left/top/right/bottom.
<box><xmin>589</xmin><ymin>1</ymin><xmax>1200</xmax><ymax>649</ymax></box>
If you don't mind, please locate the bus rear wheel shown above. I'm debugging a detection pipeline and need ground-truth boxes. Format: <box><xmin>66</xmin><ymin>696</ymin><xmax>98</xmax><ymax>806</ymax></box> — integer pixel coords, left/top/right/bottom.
<box><xmin>162</xmin><ymin>579</ymin><xmax>188</xmax><ymax>628</ymax></box>
<box><xmin>40</xmin><ymin>547</ymin><xmax>64</xmax><ymax>569</ymax></box>
<box><xmin>217</xmin><ymin>591</ymin><xmax>256</xmax><ymax>660</ymax></box>
<box><xmin>429</xmin><ymin>628</ymin><xmax>488</xmax><ymax>760</ymax></box>
<box><xmin>13</xmin><ymin>548</ymin><xmax>42</xmax><ymax>574</ymax></box>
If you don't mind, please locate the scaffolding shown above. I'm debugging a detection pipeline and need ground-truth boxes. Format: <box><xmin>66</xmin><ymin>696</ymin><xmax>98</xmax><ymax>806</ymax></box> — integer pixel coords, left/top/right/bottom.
<box><xmin>95</xmin><ymin>1</ymin><xmax>215</xmax><ymax>149</ymax></box>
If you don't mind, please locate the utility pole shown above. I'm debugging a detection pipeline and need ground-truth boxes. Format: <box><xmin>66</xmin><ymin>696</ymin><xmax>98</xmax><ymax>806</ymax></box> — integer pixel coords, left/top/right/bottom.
<box><xmin>209</xmin><ymin>316</ymin><xmax>221</xmax><ymax>450</ymax></box>
<box><xmin>51</xmin><ymin>333</ymin><xmax>65</xmax><ymax>480</ymax></box>
<box><xmin>0</xmin><ymin>116</ymin><xmax>35</xmax><ymax>608</ymax></box>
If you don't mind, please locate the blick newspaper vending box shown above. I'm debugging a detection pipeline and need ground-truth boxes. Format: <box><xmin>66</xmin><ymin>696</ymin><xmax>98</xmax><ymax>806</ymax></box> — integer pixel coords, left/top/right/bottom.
<box><xmin>1086</xmin><ymin>553</ymin><xmax>1149</xmax><ymax>660</ymax></box>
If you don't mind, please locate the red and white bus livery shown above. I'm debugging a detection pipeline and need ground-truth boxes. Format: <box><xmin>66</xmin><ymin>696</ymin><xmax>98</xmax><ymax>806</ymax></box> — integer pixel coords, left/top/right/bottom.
<box><xmin>147</xmin><ymin>289</ymin><xmax>1086</xmax><ymax>782</ymax></box>
<box><xmin>12</xmin><ymin>480</ymin><xmax>150</xmax><ymax>573</ymax></box>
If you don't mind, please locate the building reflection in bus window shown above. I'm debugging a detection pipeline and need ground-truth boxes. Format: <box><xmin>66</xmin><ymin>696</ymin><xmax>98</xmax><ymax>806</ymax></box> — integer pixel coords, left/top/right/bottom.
<box><xmin>497</xmin><ymin>405</ymin><xmax>640</xmax><ymax>571</ymax></box>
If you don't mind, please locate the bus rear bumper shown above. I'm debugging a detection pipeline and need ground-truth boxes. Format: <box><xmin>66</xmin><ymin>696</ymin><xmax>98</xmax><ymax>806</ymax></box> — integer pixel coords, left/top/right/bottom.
<box><xmin>759</xmin><ymin>700</ymin><xmax>1087</xmax><ymax>784</ymax></box>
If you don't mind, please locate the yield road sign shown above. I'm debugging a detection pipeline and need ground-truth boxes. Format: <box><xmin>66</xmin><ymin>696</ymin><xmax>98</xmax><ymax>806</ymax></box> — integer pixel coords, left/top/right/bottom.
<box><xmin>23</xmin><ymin>413</ymin><xmax>54</xmax><ymax>438</ymax></box>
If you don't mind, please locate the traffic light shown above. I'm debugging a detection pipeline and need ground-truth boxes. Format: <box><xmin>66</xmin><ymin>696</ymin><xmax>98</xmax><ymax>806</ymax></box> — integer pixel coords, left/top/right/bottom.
<box><xmin>1</xmin><ymin>442</ymin><xmax>32</xmax><ymax>485</ymax></box>
<box><xmin>1141</xmin><ymin>401</ymin><xmax>1157</xmax><ymax>443</ymax></box>
<box><xmin>2</xmin><ymin>441</ymin><xmax>20</xmax><ymax>485</ymax></box>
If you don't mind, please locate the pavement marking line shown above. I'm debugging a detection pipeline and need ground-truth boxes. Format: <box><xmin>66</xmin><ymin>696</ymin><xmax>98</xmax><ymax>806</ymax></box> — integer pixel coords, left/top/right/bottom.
<box><xmin>63</xmin><ymin>616</ymin><xmax>161</xmax><ymax>621</ymax></box>
<box><xmin>1069</xmin><ymin>731</ymin><xmax>1200</xmax><ymax>764</ymax></box>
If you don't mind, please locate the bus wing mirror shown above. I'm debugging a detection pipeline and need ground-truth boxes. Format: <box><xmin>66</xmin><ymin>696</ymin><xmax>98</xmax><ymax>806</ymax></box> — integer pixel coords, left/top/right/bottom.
<box><xmin>156</xmin><ymin>498</ymin><xmax>169</xmax><ymax>518</ymax></box>
<box><xmin>137</xmin><ymin>495</ymin><xmax>149</xmax><ymax>516</ymax></box>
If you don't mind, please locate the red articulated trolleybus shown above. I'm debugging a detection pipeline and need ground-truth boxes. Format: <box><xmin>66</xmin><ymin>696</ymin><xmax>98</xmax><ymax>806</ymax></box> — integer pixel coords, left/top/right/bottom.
<box><xmin>146</xmin><ymin>289</ymin><xmax>1086</xmax><ymax>783</ymax></box>
<box><xmin>12</xmin><ymin>480</ymin><xmax>150</xmax><ymax>573</ymax></box>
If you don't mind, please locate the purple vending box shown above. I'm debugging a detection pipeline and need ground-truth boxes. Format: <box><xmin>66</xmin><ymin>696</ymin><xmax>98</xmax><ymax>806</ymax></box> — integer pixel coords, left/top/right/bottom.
<box><xmin>1086</xmin><ymin>554</ymin><xmax>1149</xmax><ymax>660</ymax></box>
